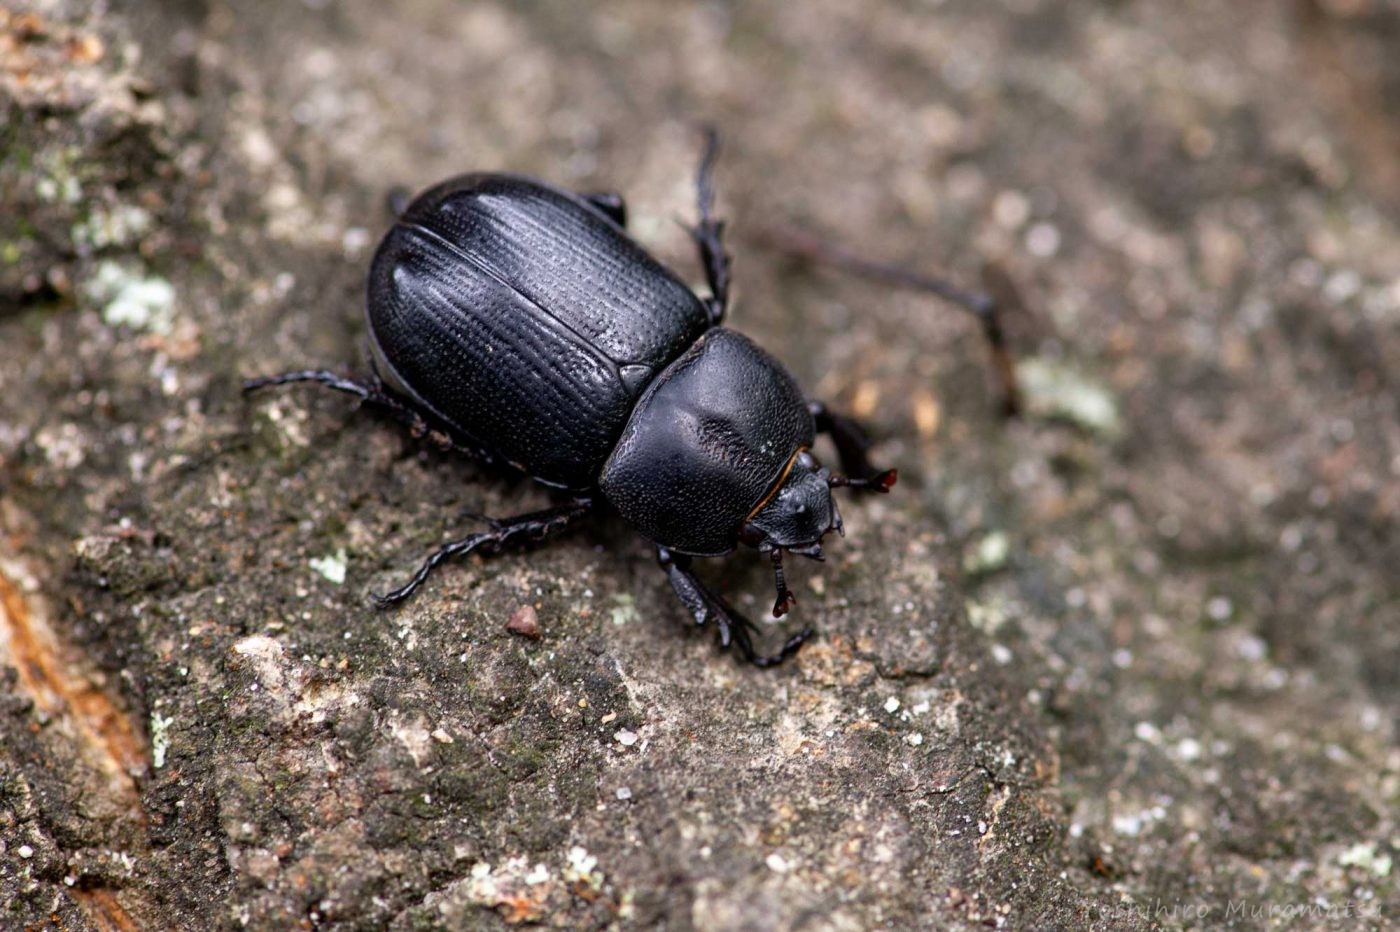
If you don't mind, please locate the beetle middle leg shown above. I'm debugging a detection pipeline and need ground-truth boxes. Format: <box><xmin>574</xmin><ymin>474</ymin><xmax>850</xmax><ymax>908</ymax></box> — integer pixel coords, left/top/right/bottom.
<box><xmin>374</xmin><ymin>500</ymin><xmax>594</xmax><ymax>606</ymax></box>
<box><xmin>656</xmin><ymin>547</ymin><xmax>810</xmax><ymax>667</ymax></box>
<box><xmin>809</xmin><ymin>401</ymin><xmax>898</xmax><ymax>492</ymax></box>
<box><xmin>689</xmin><ymin>128</ymin><xmax>731</xmax><ymax>325</ymax></box>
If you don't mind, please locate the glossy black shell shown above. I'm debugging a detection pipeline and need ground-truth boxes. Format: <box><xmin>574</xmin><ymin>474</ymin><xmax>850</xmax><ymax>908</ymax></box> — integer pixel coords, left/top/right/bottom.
<box><xmin>367</xmin><ymin>174</ymin><xmax>711</xmax><ymax>489</ymax></box>
<box><xmin>366</xmin><ymin>173</ymin><xmax>817</xmax><ymax>556</ymax></box>
<box><xmin>600</xmin><ymin>329</ymin><xmax>815</xmax><ymax>555</ymax></box>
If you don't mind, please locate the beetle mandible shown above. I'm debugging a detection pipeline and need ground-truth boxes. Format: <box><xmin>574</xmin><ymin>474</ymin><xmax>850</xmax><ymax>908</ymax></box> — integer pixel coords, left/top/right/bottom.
<box><xmin>246</xmin><ymin>132</ymin><xmax>1000</xmax><ymax>667</ymax></box>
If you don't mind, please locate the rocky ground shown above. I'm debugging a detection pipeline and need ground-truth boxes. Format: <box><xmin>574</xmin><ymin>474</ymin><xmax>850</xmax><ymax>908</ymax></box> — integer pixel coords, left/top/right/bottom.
<box><xmin>1</xmin><ymin>0</ymin><xmax>1396</xmax><ymax>928</ymax></box>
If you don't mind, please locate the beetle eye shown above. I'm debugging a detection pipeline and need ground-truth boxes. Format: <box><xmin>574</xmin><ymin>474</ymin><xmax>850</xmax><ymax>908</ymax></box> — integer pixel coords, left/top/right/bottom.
<box><xmin>798</xmin><ymin>451</ymin><xmax>819</xmax><ymax>470</ymax></box>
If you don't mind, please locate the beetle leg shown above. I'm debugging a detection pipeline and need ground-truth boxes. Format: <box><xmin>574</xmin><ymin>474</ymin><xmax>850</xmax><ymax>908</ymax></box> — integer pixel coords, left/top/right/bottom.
<box><xmin>656</xmin><ymin>547</ymin><xmax>811</xmax><ymax>667</ymax></box>
<box><xmin>373</xmin><ymin>500</ymin><xmax>593</xmax><ymax>606</ymax></box>
<box><xmin>769</xmin><ymin>548</ymin><xmax>796</xmax><ymax>618</ymax></box>
<box><xmin>579</xmin><ymin>191</ymin><xmax>628</xmax><ymax>228</ymax></box>
<box><xmin>386</xmin><ymin>185</ymin><xmax>412</xmax><ymax>218</ymax></box>
<box><xmin>755</xmin><ymin>225</ymin><xmax>1022</xmax><ymax>415</ymax></box>
<box><xmin>243</xmin><ymin>369</ymin><xmax>465</xmax><ymax>454</ymax></box>
<box><xmin>689</xmin><ymin>127</ymin><xmax>731</xmax><ymax>325</ymax></box>
<box><xmin>808</xmin><ymin>401</ymin><xmax>896</xmax><ymax>488</ymax></box>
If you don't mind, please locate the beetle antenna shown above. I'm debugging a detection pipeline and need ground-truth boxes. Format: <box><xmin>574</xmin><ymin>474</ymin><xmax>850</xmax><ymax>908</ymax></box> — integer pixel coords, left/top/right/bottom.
<box><xmin>828</xmin><ymin>469</ymin><xmax>897</xmax><ymax>494</ymax></box>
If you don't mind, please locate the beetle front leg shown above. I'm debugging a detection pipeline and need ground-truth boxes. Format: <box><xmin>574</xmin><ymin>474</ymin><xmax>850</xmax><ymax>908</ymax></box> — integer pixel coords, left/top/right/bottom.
<box><xmin>374</xmin><ymin>500</ymin><xmax>593</xmax><ymax>606</ymax></box>
<box><xmin>689</xmin><ymin>128</ymin><xmax>731</xmax><ymax>325</ymax></box>
<box><xmin>769</xmin><ymin>548</ymin><xmax>796</xmax><ymax>618</ymax></box>
<box><xmin>656</xmin><ymin>547</ymin><xmax>810</xmax><ymax>667</ymax></box>
<box><xmin>809</xmin><ymin>401</ymin><xmax>898</xmax><ymax>492</ymax></box>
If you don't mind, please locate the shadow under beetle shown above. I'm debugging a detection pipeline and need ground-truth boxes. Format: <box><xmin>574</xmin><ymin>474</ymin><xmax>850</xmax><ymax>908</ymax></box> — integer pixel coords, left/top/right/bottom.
<box><xmin>245</xmin><ymin>132</ymin><xmax>1013</xmax><ymax>667</ymax></box>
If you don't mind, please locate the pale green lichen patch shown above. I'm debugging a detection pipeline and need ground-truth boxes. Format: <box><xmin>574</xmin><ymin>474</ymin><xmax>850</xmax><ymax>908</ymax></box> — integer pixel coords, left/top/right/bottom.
<box><xmin>34</xmin><ymin>145</ymin><xmax>85</xmax><ymax>205</ymax></box>
<box><xmin>1018</xmin><ymin>358</ymin><xmax>1122</xmax><ymax>437</ymax></box>
<box><xmin>309</xmin><ymin>548</ymin><xmax>349</xmax><ymax>585</ymax></box>
<box><xmin>85</xmin><ymin>260</ymin><xmax>176</xmax><ymax>334</ymax></box>
<box><xmin>964</xmin><ymin>530</ymin><xmax>1010</xmax><ymax>576</ymax></box>
<box><xmin>609</xmin><ymin>593</ymin><xmax>638</xmax><ymax>627</ymax></box>
<box><xmin>1339</xmin><ymin>842</ymin><xmax>1393</xmax><ymax>878</ymax></box>
<box><xmin>72</xmin><ymin>203</ymin><xmax>153</xmax><ymax>250</ymax></box>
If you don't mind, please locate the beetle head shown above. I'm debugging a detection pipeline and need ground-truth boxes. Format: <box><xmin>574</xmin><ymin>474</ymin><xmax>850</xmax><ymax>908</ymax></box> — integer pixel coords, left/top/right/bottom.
<box><xmin>742</xmin><ymin>451</ymin><xmax>841</xmax><ymax>558</ymax></box>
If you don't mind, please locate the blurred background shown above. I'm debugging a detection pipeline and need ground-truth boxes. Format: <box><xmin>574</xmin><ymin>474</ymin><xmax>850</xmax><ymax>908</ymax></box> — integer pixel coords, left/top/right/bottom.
<box><xmin>1</xmin><ymin>0</ymin><xmax>1397</xmax><ymax>927</ymax></box>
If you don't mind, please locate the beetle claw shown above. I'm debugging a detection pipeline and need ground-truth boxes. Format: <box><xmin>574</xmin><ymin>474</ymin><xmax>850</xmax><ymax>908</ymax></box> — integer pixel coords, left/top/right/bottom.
<box><xmin>828</xmin><ymin>468</ymin><xmax>898</xmax><ymax>493</ymax></box>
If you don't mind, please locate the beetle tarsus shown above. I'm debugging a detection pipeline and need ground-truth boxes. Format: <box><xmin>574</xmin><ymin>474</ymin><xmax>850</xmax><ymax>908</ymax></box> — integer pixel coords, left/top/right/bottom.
<box><xmin>657</xmin><ymin>546</ymin><xmax>808</xmax><ymax>667</ymax></box>
<box><xmin>373</xmin><ymin>501</ymin><xmax>592</xmax><ymax>606</ymax></box>
<box><xmin>809</xmin><ymin>401</ymin><xmax>899</xmax><ymax>489</ymax></box>
<box><xmin>745</xmin><ymin>627</ymin><xmax>814</xmax><ymax>669</ymax></box>
<box><xmin>829</xmin><ymin>468</ymin><xmax>898</xmax><ymax>494</ymax></box>
<box><xmin>690</xmin><ymin>127</ymin><xmax>731</xmax><ymax>324</ymax></box>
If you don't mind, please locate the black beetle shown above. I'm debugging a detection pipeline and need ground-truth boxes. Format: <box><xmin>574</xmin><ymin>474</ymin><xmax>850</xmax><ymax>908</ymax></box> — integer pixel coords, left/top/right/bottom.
<box><xmin>246</xmin><ymin>133</ymin><xmax>1005</xmax><ymax>666</ymax></box>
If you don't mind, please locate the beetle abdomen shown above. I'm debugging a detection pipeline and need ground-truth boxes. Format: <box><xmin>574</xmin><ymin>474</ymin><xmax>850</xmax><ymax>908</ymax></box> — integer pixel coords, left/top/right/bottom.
<box><xmin>369</xmin><ymin>225</ymin><xmax>630</xmax><ymax>487</ymax></box>
<box><xmin>367</xmin><ymin>175</ymin><xmax>711</xmax><ymax>489</ymax></box>
<box><xmin>403</xmin><ymin>175</ymin><xmax>710</xmax><ymax>379</ymax></box>
<box><xmin>599</xmin><ymin>329</ymin><xmax>816</xmax><ymax>555</ymax></box>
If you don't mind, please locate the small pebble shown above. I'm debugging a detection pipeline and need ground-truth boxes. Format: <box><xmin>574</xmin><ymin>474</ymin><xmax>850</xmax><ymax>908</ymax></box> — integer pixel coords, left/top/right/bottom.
<box><xmin>18</xmin><ymin>845</ymin><xmax>34</xmax><ymax>859</ymax></box>
<box><xmin>614</xmin><ymin>729</ymin><xmax>638</xmax><ymax>747</ymax></box>
<box><xmin>506</xmin><ymin>604</ymin><xmax>542</xmax><ymax>639</ymax></box>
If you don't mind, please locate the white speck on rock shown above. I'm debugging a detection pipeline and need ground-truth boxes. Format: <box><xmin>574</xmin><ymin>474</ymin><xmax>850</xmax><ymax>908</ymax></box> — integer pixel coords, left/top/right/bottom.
<box><xmin>884</xmin><ymin>697</ymin><xmax>901</xmax><ymax>714</ymax></box>
<box><xmin>18</xmin><ymin>845</ymin><xmax>34</xmax><ymax>859</ymax></box>
<box><xmin>1112</xmin><ymin>813</ymin><xmax>1143</xmax><ymax>836</ymax></box>
<box><xmin>1206</xmin><ymin>596</ymin><xmax>1233</xmax><ymax>621</ymax></box>
<box><xmin>615</xmin><ymin>786</ymin><xmax>632</xmax><ymax>801</ymax></box>
<box><xmin>1026</xmin><ymin>222</ymin><xmax>1061</xmax><ymax>257</ymax></box>
<box><xmin>765</xmin><ymin>853</ymin><xmax>791</xmax><ymax>873</ymax></box>
<box><xmin>564</xmin><ymin>846</ymin><xmax>604</xmax><ymax>890</ymax></box>
<box><xmin>151</xmin><ymin>712</ymin><xmax>175</xmax><ymax>768</ymax></box>
<box><xmin>614</xmin><ymin>729</ymin><xmax>638</xmax><ymax>747</ymax></box>
<box><xmin>907</xmin><ymin>733</ymin><xmax>924</xmax><ymax>747</ymax></box>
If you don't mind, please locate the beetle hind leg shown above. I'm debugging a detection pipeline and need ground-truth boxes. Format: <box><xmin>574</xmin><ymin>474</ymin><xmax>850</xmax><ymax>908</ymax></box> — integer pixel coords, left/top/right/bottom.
<box><xmin>656</xmin><ymin>547</ymin><xmax>811</xmax><ymax>667</ymax></box>
<box><xmin>373</xmin><ymin>500</ymin><xmax>593</xmax><ymax>607</ymax></box>
<box><xmin>243</xmin><ymin>369</ymin><xmax>467</xmax><ymax>454</ymax></box>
